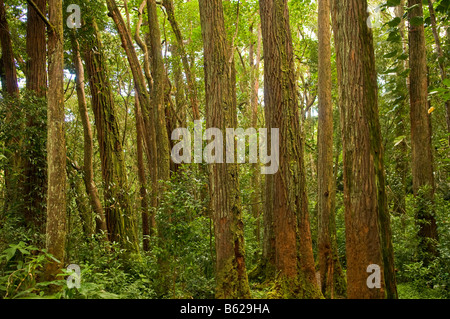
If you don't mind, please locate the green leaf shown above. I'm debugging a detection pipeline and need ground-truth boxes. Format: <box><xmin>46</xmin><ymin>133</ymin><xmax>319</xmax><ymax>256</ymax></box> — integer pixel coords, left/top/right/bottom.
<box><xmin>388</xmin><ymin>17</ymin><xmax>402</xmax><ymax>27</ymax></box>
<box><xmin>387</xmin><ymin>0</ymin><xmax>401</xmax><ymax>6</ymax></box>
<box><xmin>410</xmin><ymin>16</ymin><xmax>424</xmax><ymax>26</ymax></box>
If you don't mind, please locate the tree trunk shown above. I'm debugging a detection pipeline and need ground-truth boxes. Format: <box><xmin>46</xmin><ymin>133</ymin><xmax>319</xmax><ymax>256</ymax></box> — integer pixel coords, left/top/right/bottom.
<box><xmin>407</xmin><ymin>0</ymin><xmax>439</xmax><ymax>264</ymax></box>
<box><xmin>199</xmin><ymin>0</ymin><xmax>251</xmax><ymax>299</ymax></box>
<box><xmin>163</xmin><ymin>0</ymin><xmax>200</xmax><ymax>120</ymax></box>
<box><xmin>0</xmin><ymin>0</ymin><xmax>22</xmax><ymax>217</ymax></box>
<box><xmin>259</xmin><ymin>0</ymin><xmax>322</xmax><ymax>298</ymax></box>
<box><xmin>105</xmin><ymin>0</ymin><xmax>158</xmax><ymax>244</ymax></box>
<box><xmin>317</xmin><ymin>0</ymin><xmax>346</xmax><ymax>299</ymax></box>
<box><xmin>332</xmin><ymin>0</ymin><xmax>397</xmax><ymax>299</ymax></box>
<box><xmin>84</xmin><ymin>19</ymin><xmax>139</xmax><ymax>256</ymax></box>
<box><xmin>392</xmin><ymin>0</ymin><xmax>408</xmax><ymax>216</ymax></box>
<box><xmin>70</xmin><ymin>31</ymin><xmax>107</xmax><ymax>235</ymax></box>
<box><xmin>45</xmin><ymin>0</ymin><xmax>67</xmax><ymax>283</ymax></box>
<box><xmin>23</xmin><ymin>0</ymin><xmax>47</xmax><ymax>233</ymax></box>
<box><xmin>147</xmin><ymin>0</ymin><xmax>171</xmax><ymax>182</ymax></box>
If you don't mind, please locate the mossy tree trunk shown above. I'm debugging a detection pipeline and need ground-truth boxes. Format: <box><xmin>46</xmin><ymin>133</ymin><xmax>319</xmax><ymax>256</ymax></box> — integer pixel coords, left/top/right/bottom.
<box><xmin>332</xmin><ymin>0</ymin><xmax>397</xmax><ymax>299</ymax></box>
<box><xmin>259</xmin><ymin>0</ymin><xmax>322</xmax><ymax>299</ymax></box>
<box><xmin>199</xmin><ymin>0</ymin><xmax>251</xmax><ymax>299</ymax></box>
<box><xmin>45</xmin><ymin>0</ymin><xmax>67</xmax><ymax>283</ymax></box>
<box><xmin>24</xmin><ymin>0</ymin><xmax>47</xmax><ymax>232</ymax></box>
<box><xmin>84</xmin><ymin>19</ymin><xmax>140</xmax><ymax>256</ymax></box>
<box><xmin>70</xmin><ymin>31</ymin><xmax>107</xmax><ymax>235</ymax></box>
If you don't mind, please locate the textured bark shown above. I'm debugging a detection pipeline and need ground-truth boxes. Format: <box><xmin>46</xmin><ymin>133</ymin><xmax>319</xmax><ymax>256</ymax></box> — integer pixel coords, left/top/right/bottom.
<box><xmin>199</xmin><ymin>0</ymin><xmax>251</xmax><ymax>299</ymax></box>
<box><xmin>147</xmin><ymin>0</ymin><xmax>171</xmax><ymax>182</ymax></box>
<box><xmin>260</xmin><ymin>0</ymin><xmax>321</xmax><ymax>298</ymax></box>
<box><xmin>407</xmin><ymin>0</ymin><xmax>439</xmax><ymax>263</ymax></box>
<box><xmin>84</xmin><ymin>20</ymin><xmax>139</xmax><ymax>256</ymax></box>
<box><xmin>45</xmin><ymin>0</ymin><xmax>66</xmax><ymax>282</ymax></box>
<box><xmin>163</xmin><ymin>0</ymin><xmax>200</xmax><ymax>120</ymax></box>
<box><xmin>317</xmin><ymin>0</ymin><xmax>346</xmax><ymax>299</ymax></box>
<box><xmin>70</xmin><ymin>32</ymin><xmax>107</xmax><ymax>235</ymax></box>
<box><xmin>332</xmin><ymin>0</ymin><xmax>397</xmax><ymax>299</ymax></box>
<box><xmin>23</xmin><ymin>0</ymin><xmax>47</xmax><ymax>232</ymax></box>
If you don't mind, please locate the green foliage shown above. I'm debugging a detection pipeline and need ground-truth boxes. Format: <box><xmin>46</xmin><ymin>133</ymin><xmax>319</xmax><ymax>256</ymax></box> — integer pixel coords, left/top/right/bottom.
<box><xmin>0</xmin><ymin>242</ymin><xmax>64</xmax><ymax>299</ymax></box>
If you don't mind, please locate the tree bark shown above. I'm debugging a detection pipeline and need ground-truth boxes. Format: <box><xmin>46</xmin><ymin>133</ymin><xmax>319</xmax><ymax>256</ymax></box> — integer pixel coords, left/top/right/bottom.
<box><xmin>147</xmin><ymin>0</ymin><xmax>171</xmax><ymax>182</ymax></box>
<box><xmin>45</xmin><ymin>0</ymin><xmax>66</xmax><ymax>283</ymax></box>
<box><xmin>84</xmin><ymin>19</ymin><xmax>140</xmax><ymax>256</ymax></box>
<box><xmin>332</xmin><ymin>0</ymin><xmax>397</xmax><ymax>299</ymax></box>
<box><xmin>23</xmin><ymin>0</ymin><xmax>47</xmax><ymax>232</ymax></box>
<box><xmin>259</xmin><ymin>0</ymin><xmax>322</xmax><ymax>298</ymax></box>
<box><xmin>407</xmin><ymin>0</ymin><xmax>439</xmax><ymax>264</ymax></box>
<box><xmin>317</xmin><ymin>0</ymin><xmax>346</xmax><ymax>299</ymax></box>
<box><xmin>70</xmin><ymin>31</ymin><xmax>107</xmax><ymax>235</ymax></box>
<box><xmin>199</xmin><ymin>0</ymin><xmax>251</xmax><ymax>299</ymax></box>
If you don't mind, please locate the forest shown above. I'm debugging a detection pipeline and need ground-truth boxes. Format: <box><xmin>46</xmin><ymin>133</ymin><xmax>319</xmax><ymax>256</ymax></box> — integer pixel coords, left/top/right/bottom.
<box><xmin>0</xmin><ymin>0</ymin><xmax>449</xmax><ymax>300</ymax></box>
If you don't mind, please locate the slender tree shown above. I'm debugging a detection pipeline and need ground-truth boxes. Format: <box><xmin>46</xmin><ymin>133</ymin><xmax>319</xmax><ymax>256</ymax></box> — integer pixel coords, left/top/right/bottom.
<box><xmin>199</xmin><ymin>0</ymin><xmax>251</xmax><ymax>299</ymax></box>
<box><xmin>332</xmin><ymin>0</ymin><xmax>397</xmax><ymax>298</ymax></box>
<box><xmin>259</xmin><ymin>0</ymin><xmax>322</xmax><ymax>298</ymax></box>
<box><xmin>317</xmin><ymin>0</ymin><xmax>346</xmax><ymax>299</ymax></box>
<box><xmin>70</xmin><ymin>31</ymin><xmax>107</xmax><ymax>235</ymax></box>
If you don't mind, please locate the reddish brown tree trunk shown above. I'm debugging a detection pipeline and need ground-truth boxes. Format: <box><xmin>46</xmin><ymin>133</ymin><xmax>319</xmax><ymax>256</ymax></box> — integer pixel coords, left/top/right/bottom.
<box><xmin>332</xmin><ymin>0</ymin><xmax>397</xmax><ymax>299</ymax></box>
<box><xmin>260</xmin><ymin>0</ymin><xmax>322</xmax><ymax>298</ymax></box>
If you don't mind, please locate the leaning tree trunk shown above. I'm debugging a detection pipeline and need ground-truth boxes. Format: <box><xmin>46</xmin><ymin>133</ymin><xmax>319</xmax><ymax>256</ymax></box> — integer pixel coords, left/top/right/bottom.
<box><xmin>407</xmin><ymin>0</ymin><xmax>439</xmax><ymax>264</ymax></box>
<box><xmin>332</xmin><ymin>0</ymin><xmax>397</xmax><ymax>299</ymax></box>
<box><xmin>70</xmin><ymin>31</ymin><xmax>107</xmax><ymax>235</ymax></box>
<box><xmin>259</xmin><ymin>0</ymin><xmax>322</xmax><ymax>298</ymax></box>
<box><xmin>45</xmin><ymin>0</ymin><xmax>67</xmax><ymax>284</ymax></box>
<box><xmin>84</xmin><ymin>19</ymin><xmax>139</xmax><ymax>257</ymax></box>
<box><xmin>317</xmin><ymin>0</ymin><xmax>346</xmax><ymax>299</ymax></box>
<box><xmin>199</xmin><ymin>0</ymin><xmax>251</xmax><ymax>299</ymax></box>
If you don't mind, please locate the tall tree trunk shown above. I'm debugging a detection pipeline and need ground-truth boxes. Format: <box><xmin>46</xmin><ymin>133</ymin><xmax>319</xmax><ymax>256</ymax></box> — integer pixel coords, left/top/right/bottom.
<box><xmin>45</xmin><ymin>0</ymin><xmax>66</xmax><ymax>283</ymax></box>
<box><xmin>0</xmin><ymin>0</ymin><xmax>22</xmax><ymax>216</ymax></box>
<box><xmin>24</xmin><ymin>0</ymin><xmax>47</xmax><ymax>233</ymax></box>
<box><xmin>70</xmin><ymin>31</ymin><xmax>107</xmax><ymax>235</ymax></box>
<box><xmin>407</xmin><ymin>0</ymin><xmax>439</xmax><ymax>264</ymax></box>
<box><xmin>259</xmin><ymin>0</ymin><xmax>322</xmax><ymax>298</ymax></box>
<box><xmin>147</xmin><ymin>0</ymin><xmax>171</xmax><ymax>182</ymax></box>
<box><xmin>332</xmin><ymin>0</ymin><xmax>397</xmax><ymax>299</ymax></box>
<box><xmin>84</xmin><ymin>19</ymin><xmax>139</xmax><ymax>256</ymax></box>
<box><xmin>163</xmin><ymin>0</ymin><xmax>200</xmax><ymax>120</ymax></box>
<box><xmin>392</xmin><ymin>0</ymin><xmax>408</xmax><ymax>216</ymax></box>
<box><xmin>198</xmin><ymin>0</ymin><xmax>251</xmax><ymax>299</ymax></box>
<box><xmin>317</xmin><ymin>0</ymin><xmax>346</xmax><ymax>299</ymax></box>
